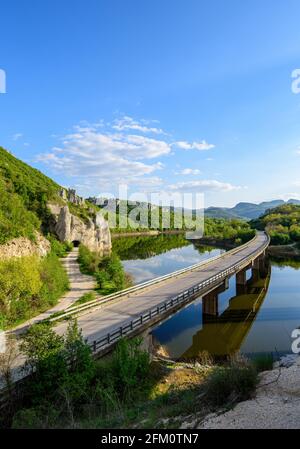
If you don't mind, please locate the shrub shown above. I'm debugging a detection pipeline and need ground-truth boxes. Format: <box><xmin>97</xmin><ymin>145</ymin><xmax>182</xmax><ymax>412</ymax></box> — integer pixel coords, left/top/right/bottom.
<box><xmin>48</xmin><ymin>236</ymin><xmax>73</xmax><ymax>257</ymax></box>
<box><xmin>204</xmin><ymin>359</ymin><xmax>258</xmax><ymax>407</ymax></box>
<box><xmin>96</xmin><ymin>253</ymin><xmax>132</xmax><ymax>294</ymax></box>
<box><xmin>252</xmin><ymin>353</ymin><xmax>274</xmax><ymax>372</ymax></box>
<box><xmin>20</xmin><ymin>320</ymin><xmax>95</xmax><ymax>407</ymax></box>
<box><xmin>78</xmin><ymin>245</ymin><xmax>132</xmax><ymax>295</ymax></box>
<box><xmin>111</xmin><ymin>338</ymin><xmax>150</xmax><ymax>399</ymax></box>
<box><xmin>0</xmin><ymin>256</ymin><xmax>42</xmax><ymax>327</ymax></box>
<box><xmin>0</xmin><ymin>252</ymin><xmax>69</xmax><ymax>328</ymax></box>
<box><xmin>38</xmin><ymin>252</ymin><xmax>69</xmax><ymax>306</ymax></box>
<box><xmin>269</xmin><ymin>231</ymin><xmax>291</xmax><ymax>245</ymax></box>
<box><xmin>78</xmin><ymin>244</ymin><xmax>100</xmax><ymax>275</ymax></box>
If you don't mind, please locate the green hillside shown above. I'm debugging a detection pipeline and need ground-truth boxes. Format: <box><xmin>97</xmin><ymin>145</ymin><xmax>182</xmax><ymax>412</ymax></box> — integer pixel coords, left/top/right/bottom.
<box><xmin>205</xmin><ymin>199</ymin><xmax>300</xmax><ymax>220</ymax></box>
<box><xmin>251</xmin><ymin>204</ymin><xmax>300</xmax><ymax>245</ymax></box>
<box><xmin>0</xmin><ymin>146</ymin><xmax>61</xmax><ymax>244</ymax></box>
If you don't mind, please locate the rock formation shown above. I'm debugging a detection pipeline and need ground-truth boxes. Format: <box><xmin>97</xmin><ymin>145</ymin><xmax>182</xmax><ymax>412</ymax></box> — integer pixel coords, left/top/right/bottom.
<box><xmin>0</xmin><ymin>233</ymin><xmax>51</xmax><ymax>260</ymax></box>
<box><xmin>59</xmin><ymin>188</ymin><xmax>85</xmax><ymax>206</ymax></box>
<box><xmin>48</xmin><ymin>203</ymin><xmax>112</xmax><ymax>255</ymax></box>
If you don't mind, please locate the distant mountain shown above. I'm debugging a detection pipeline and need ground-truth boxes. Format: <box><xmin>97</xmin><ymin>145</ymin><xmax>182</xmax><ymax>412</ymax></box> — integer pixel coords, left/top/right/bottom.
<box><xmin>205</xmin><ymin>199</ymin><xmax>300</xmax><ymax>220</ymax></box>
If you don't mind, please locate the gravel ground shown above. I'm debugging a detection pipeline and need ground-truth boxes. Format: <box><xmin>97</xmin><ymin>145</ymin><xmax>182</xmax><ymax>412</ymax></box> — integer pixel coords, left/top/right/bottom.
<box><xmin>199</xmin><ymin>356</ymin><xmax>300</xmax><ymax>429</ymax></box>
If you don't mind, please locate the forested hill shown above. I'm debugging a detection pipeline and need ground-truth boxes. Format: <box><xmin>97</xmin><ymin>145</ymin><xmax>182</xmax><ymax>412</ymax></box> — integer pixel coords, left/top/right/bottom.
<box><xmin>251</xmin><ymin>204</ymin><xmax>300</xmax><ymax>245</ymax></box>
<box><xmin>0</xmin><ymin>146</ymin><xmax>64</xmax><ymax>244</ymax></box>
<box><xmin>205</xmin><ymin>199</ymin><xmax>300</xmax><ymax>220</ymax></box>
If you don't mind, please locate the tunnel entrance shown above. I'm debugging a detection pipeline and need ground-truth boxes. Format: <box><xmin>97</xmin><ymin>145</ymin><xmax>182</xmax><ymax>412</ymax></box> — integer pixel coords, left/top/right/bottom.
<box><xmin>72</xmin><ymin>240</ymin><xmax>81</xmax><ymax>248</ymax></box>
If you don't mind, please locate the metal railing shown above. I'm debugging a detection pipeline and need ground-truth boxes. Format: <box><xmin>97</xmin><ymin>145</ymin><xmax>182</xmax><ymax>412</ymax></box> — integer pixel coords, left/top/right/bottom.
<box><xmin>48</xmin><ymin>233</ymin><xmax>267</xmax><ymax>324</ymax></box>
<box><xmin>87</xmin><ymin>232</ymin><xmax>270</xmax><ymax>354</ymax></box>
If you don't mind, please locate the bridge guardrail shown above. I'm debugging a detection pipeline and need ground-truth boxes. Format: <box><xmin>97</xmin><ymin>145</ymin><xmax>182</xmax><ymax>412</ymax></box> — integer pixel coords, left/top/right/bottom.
<box><xmin>48</xmin><ymin>233</ymin><xmax>264</xmax><ymax>324</ymax></box>
<box><xmin>88</xmin><ymin>232</ymin><xmax>270</xmax><ymax>354</ymax></box>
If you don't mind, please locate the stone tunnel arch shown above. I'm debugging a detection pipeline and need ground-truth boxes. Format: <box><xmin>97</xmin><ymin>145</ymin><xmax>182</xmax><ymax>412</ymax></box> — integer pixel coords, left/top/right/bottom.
<box><xmin>72</xmin><ymin>240</ymin><xmax>81</xmax><ymax>248</ymax></box>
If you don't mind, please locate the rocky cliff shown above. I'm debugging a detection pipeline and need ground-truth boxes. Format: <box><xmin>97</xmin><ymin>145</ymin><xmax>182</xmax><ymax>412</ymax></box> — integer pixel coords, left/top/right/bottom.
<box><xmin>0</xmin><ymin>232</ymin><xmax>51</xmax><ymax>260</ymax></box>
<box><xmin>48</xmin><ymin>203</ymin><xmax>112</xmax><ymax>255</ymax></box>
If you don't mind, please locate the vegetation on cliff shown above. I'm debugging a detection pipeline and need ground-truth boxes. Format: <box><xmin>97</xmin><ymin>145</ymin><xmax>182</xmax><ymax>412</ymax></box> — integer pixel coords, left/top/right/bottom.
<box><xmin>251</xmin><ymin>204</ymin><xmax>300</xmax><ymax>245</ymax></box>
<box><xmin>0</xmin><ymin>147</ymin><xmax>104</xmax><ymax>243</ymax></box>
<box><xmin>0</xmin><ymin>147</ymin><xmax>61</xmax><ymax>243</ymax></box>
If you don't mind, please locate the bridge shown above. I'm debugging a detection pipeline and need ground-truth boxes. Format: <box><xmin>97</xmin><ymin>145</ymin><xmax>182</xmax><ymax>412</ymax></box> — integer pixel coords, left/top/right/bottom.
<box><xmin>54</xmin><ymin>231</ymin><xmax>270</xmax><ymax>356</ymax></box>
<box><xmin>181</xmin><ymin>267</ymin><xmax>271</xmax><ymax>359</ymax></box>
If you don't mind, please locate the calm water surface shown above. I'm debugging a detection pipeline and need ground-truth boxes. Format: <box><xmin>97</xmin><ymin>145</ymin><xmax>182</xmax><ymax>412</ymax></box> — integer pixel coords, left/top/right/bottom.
<box><xmin>114</xmin><ymin>235</ymin><xmax>300</xmax><ymax>359</ymax></box>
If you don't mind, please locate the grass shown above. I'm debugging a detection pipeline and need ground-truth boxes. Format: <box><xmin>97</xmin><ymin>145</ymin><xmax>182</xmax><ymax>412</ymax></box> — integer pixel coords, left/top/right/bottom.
<box><xmin>252</xmin><ymin>353</ymin><xmax>274</xmax><ymax>372</ymax></box>
<box><xmin>69</xmin><ymin>292</ymin><xmax>96</xmax><ymax>308</ymax></box>
<box><xmin>203</xmin><ymin>357</ymin><xmax>259</xmax><ymax>408</ymax></box>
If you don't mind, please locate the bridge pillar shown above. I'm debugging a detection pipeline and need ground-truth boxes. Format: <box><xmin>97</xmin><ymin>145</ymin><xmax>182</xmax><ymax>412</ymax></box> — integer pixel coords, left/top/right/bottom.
<box><xmin>251</xmin><ymin>257</ymin><xmax>261</xmax><ymax>282</ymax></box>
<box><xmin>202</xmin><ymin>278</ymin><xmax>229</xmax><ymax>323</ymax></box>
<box><xmin>236</xmin><ymin>268</ymin><xmax>247</xmax><ymax>295</ymax></box>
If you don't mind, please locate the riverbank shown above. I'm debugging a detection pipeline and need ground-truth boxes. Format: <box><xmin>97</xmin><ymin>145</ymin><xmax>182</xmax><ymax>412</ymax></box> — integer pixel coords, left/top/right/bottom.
<box><xmin>199</xmin><ymin>355</ymin><xmax>300</xmax><ymax>429</ymax></box>
<box><xmin>111</xmin><ymin>230</ymin><xmax>185</xmax><ymax>238</ymax></box>
<box><xmin>267</xmin><ymin>243</ymin><xmax>300</xmax><ymax>259</ymax></box>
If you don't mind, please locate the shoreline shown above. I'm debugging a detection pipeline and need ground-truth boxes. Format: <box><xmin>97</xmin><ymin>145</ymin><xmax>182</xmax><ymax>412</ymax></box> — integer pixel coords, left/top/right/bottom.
<box><xmin>111</xmin><ymin>230</ymin><xmax>185</xmax><ymax>238</ymax></box>
<box><xmin>267</xmin><ymin>243</ymin><xmax>300</xmax><ymax>259</ymax></box>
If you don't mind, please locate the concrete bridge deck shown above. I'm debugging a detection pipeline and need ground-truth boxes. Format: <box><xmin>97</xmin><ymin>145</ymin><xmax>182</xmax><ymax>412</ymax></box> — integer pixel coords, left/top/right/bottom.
<box><xmin>55</xmin><ymin>231</ymin><xmax>269</xmax><ymax>353</ymax></box>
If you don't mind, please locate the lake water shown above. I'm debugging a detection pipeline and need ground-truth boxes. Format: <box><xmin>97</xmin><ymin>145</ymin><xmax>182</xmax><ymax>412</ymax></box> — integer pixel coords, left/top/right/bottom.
<box><xmin>113</xmin><ymin>235</ymin><xmax>300</xmax><ymax>359</ymax></box>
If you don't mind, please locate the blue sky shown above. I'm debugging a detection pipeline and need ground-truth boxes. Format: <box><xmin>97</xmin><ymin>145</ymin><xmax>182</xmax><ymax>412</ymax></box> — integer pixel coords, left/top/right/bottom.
<box><xmin>1</xmin><ymin>0</ymin><xmax>300</xmax><ymax>207</ymax></box>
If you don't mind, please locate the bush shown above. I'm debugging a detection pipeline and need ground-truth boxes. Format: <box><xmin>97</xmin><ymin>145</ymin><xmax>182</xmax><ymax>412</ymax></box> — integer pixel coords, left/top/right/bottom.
<box><xmin>204</xmin><ymin>359</ymin><xmax>258</xmax><ymax>407</ymax></box>
<box><xmin>48</xmin><ymin>236</ymin><xmax>73</xmax><ymax>257</ymax></box>
<box><xmin>269</xmin><ymin>231</ymin><xmax>291</xmax><ymax>245</ymax></box>
<box><xmin>78</xmin><ymin>245</ymin><xmax>132</xmax><ymax>295</ymax></box>
<box><xmin>38</xmin><ymin>253</ymin><xmax>69</xmax><ymax>306</ymax></box>
<box><xmin>90</xmin><ymin>338</ymin><xmax>150</xmax><ymax>417</ymax></box>
<box><xmin>0</xmin><ymin>256</ymin><xmax>42</xmax><ymax>327</ymax></box>
<box><xmin>78</xmin><ymin>244</ymin><xmax>100</xmax><ymax>275</ymax></box>
<box><xmin>20</xmin><ymin>320</ymin><xmax>95</xmax><ymax>407</ymax></box>
<box><xmin>252</xmin><ymin>353</ymin><xmax>274</xmax><ymax>372</ymax></box>
<box><xmin>111</xmin><ymin>338</ymin><xmax>150</xmax><ymax>399</ymax></box>
<box><xmin>96</xmin><ymin>254</ymin><xmax>130</xmax><ymax>294</ymax></box>
<box><xmin>0</xmin><ymin>252</ymin><xmax>69</xmax><ymax>328</ymax></box>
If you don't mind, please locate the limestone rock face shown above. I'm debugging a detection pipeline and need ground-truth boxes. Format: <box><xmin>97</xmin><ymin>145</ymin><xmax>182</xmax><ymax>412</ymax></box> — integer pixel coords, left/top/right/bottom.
<box><xmin>49</xmin><ymin>204</ymin><xmax>112</xmax><ymax>255</ymax></box>
<box><xmin>0</xmin><ymin>233</ymin><xmax>51</xmax><ymax>260</ymax></box>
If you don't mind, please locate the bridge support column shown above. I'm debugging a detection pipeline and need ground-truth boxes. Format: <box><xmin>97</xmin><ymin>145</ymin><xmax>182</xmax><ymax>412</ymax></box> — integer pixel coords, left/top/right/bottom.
<box><xmin>202</xmin><ymin>278</ymin><xmax>229</xmax><ymax>323</ymax></box>
<box><xmin>251</xmin><ymin>257</ymin><xmax>261</xmax><ymax>282</ymax></box>
<box><xmin>236</xmin><ymin>268</ymin><xmax>248</xmax><ymax>295</ymax></box>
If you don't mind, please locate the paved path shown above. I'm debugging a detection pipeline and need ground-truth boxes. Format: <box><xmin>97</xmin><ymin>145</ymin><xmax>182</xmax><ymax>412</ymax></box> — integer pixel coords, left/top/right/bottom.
<box><xmin>55</xmin><ymin>232</ymin><xmax>268</xmax><ymax>345</ymax></box>
<box><xmin>12</xmin><ymin>248</ymin><xmax>96</xmax><ymax>334</ymax></box>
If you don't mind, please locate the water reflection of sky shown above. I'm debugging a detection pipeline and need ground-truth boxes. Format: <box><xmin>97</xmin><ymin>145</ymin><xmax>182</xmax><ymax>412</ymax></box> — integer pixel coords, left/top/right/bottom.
<box><xmin>121</xmin><ymin>244</ymin><xmax>224</xmax><ymax>284</ymax></box>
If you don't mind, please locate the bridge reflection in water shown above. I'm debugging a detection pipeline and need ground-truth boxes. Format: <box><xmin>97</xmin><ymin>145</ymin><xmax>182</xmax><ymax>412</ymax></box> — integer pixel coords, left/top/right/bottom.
<box><xmin>178</xmin><ymin>261</ymin><xmax>271</xmax><ymax>360</ymax></box>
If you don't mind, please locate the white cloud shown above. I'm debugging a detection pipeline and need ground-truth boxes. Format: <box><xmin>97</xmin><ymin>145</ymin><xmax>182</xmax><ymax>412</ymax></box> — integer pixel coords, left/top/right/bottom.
<box><xmin>12</xmin><ymin>133</ymin><xmax>23</xmax><ymax>141</ymax></box>
<box><xmin>168</xmin><ymin>180</ymin><xmax>241</xmax><ymax>193</ymax></box>
<box><xmin>37</xmin><ymin>117</ymin><xmax>218</xmax><ymax>196</ymax></box>
<box><xmin>36</xmin><ymin>123</ymin><xmax>169</xmax><ymax>191</ymax></box>
<box><xmin>112</xmin><ymin>116</ymin><xmax>166</xmax><ymax>135</ymax></box>
<box><xmin>174</xmin><ymin>140</ymin><xmax>215</xmax><ymax>151</ymax></box>
<box><xmin>176</xmin><ymin>168</ymin><xmax>201</xmax><ymax>175</ymax></box>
